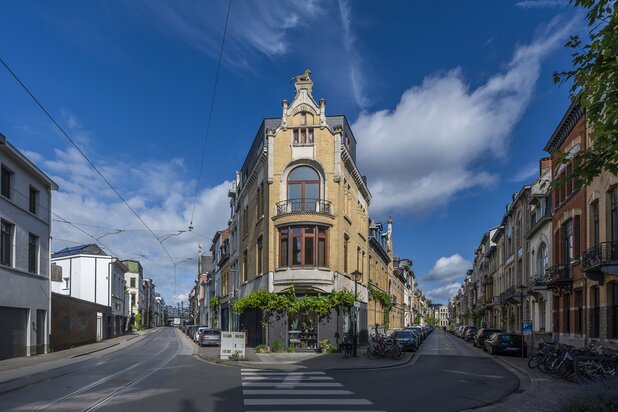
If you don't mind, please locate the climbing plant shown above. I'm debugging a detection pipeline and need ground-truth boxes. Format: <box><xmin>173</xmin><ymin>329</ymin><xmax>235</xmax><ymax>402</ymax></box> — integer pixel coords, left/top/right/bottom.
<box><xmin>368</xmin><ymin>284</ymin><xmax>392</xmax><ymax>328</ymax></box>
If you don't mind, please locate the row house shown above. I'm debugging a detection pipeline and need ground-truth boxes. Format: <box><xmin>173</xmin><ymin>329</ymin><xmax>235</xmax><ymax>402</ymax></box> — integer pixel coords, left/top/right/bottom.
<box><xmin>453</xmin><ymin>102</ymin><xmax>617</xmax><ymax>349</ymax></box>
<box><xmin>197</xmin><ymin>72</ymin><xmax>416</xmax><ymax>350</ymax></box>
<box><xmin>123</xmin><ymin>260</ymin><xmax>145</xmax><ymax>327</ymax></box>
<box><xmin>0</xmin><ymin>135</ymin><xmax>57</xmax><ymax>359</ymax></box>
<box><xmin>51</xmin><ymin>244</ymin><xmax>129</xmax><ymax>337</ymax></box>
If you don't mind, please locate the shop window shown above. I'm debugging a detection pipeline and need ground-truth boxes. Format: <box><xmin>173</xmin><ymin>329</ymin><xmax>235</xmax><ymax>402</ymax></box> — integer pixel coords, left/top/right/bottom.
<box><xmin>288</xmin><ymin>309</ymin><xmax>318</xmax><ymax>351</ymax></box>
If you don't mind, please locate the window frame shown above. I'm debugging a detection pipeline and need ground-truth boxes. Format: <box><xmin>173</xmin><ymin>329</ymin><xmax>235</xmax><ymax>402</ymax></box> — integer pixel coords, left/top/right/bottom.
<box><xmin>28</xmin><ymin>233</ymin><xmax>39</xmax><ymax>274</ymax></box>
<box><xmin>1</xmin><ymin>165</ymin><xmax>13</xmax><ymax>199</ymax></box>
<box><xmin>278</xmin><ymin>225</ymin><xmax>328</xmax><ymax>268</ymax></box>
<box><xmin>1</xmin><ymin>219</ymin><xmax>13</xmax><ymax>266</ymax></box>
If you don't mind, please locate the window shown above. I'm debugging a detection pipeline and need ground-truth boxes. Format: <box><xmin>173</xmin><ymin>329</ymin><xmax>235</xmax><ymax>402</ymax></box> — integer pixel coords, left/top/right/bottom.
<box><xmin>591</xmin><ymin>201</ymin><xmax>600</xmax><ymax>246</ymax></box>
<box><xmin>591</xmin><ymin>286</ymin><xmax>601</xmax><ymax>338</ymax></box>
<box><xmin>537</xmin><ymin>243</ymin><xmax>548</xmax><ymax>276</ymax></box>
<box><xmin>287</xmin><ymin>166</ymin><xmax>319</xmax><ymax>211</ymax></box>
<box><xmin>293</xmin><ymin>128</ymin><xmax>314</xmax><ymax>145</ymax></box>
<box><xmin>1</xmin><ymin>220</ymin><xmax>13</xmax><ymax>266</ymax></box>
<box><xmin>256</xmin><ymin>236</ymin><xmax>263</xmax><ymax>275</ymax></box>
<box><xmin>565</xmin><ymin>220</ymin><xmax>573</xmax><ymax>265</ymax></box>
<box><xmin>1</xmin><ymin>166</ymin><xmax>12</xmax><ymax>199</ymax></box>
<box><xmin>28</xmin><ymin>233</ymin><xmax>38</xmax><ymax>274</ymax></box>
<box><xmin>344</xmin><ymin>235</ymin><xmax>349</xmax><ymax>273</ymax></box>
<box><xmin>242</xmin><ymin>250</ymin><xmax>248</xmax><ymax>283</ymax></box>
<box><xmin>611</xmin><ymin>189</ymin><xmax>618</xmax><ymax>243</ymax></box>
<box><xmin>278</xmin><ymin>225</ymin><xmax>328</xmax><ymax>268</ymax></box>
<box><xmin>130</xmin><ymin>277</ymin><xmax>136</xmax><ymax>288</ymax></box>
<box><xmin>256</xmin><ymin>183</ymin><xmax>264</xmax><ymax>219</ymax></box>
<box><xmin>29</xmin><ymin>186</ymin><xmax>39</xmax><ymax>214</ymax></box>
<box><xmin>222</xmin><ymin>271</ymin><xmax>229</xmax><ymax>296</ymax></box>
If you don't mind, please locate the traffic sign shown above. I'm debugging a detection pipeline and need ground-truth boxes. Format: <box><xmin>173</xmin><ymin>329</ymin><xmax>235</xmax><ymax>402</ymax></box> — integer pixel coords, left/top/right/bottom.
<box><xmin>522</xmin><ymin>321</ymin><xmax>532</xmax><ymax>336</ymax></box>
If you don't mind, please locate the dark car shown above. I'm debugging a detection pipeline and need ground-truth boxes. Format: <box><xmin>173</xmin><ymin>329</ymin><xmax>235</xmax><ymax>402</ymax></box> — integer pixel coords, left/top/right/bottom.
<box><xmin>198</xmin><ymin>328</ymin><xmax>221</xmax><ymax>346</ymax></box>
<box><xmin>392</xmin><ymin>330</ymin><xmax>417</xmax><ymax>351</ymax></box>
<box><xmin>463</xmin><ymin>327</ymin><xmax>477</xmax><ymax>342</ymax></box>
<box><xmin>474</xmin><ymin>328</ymin><xmax>502</xmax><ymax>349</ymax></box>
<box><xmin>485</xmin><ymin>333</ymin><xmax>527</xmax><ymax>356</ymax></box>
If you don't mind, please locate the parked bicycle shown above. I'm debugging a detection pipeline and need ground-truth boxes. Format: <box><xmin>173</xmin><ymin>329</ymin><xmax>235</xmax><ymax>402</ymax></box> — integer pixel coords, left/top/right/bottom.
<box><xmin>366</xmin><ymin>333</ymin><xmax>403</xmax><ymax>360</ymax></box>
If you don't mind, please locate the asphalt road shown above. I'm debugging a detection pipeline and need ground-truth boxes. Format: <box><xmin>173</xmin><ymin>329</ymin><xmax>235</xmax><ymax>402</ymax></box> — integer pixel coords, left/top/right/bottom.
<box><xmin>0</xmin><ymin>328</ymin><xmax>518</xmax><ymax>412</ymax></box>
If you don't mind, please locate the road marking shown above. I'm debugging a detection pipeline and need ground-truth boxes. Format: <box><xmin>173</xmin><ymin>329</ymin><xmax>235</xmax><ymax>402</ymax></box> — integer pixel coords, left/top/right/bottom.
<box><xmin>444</xmin><ymin>369</ymin><xmax>506</xmax><ymax>379</ymax></box>
<box><xmin>241</xmin><ymin>371</ymin><xmax>326</xmax><ymax>375</ymax></box>
<box><xmin>242</xmin><ymin>382</ymin><xmax>343</xmax><ymax>387</ymax></box>
<box><xmin>242</xmin><ymin>376</ymin><xmax>334</xmax><ymax>380</ymax></box>
<box><xmin>244</xmin><ymin>398</ymin><xmax>373</xmax><ymax>406</ymax></box>
<box><xmin>243</xmin><ymin>389</ymin><xmax>354</xmax><ymax>395</ymax></box>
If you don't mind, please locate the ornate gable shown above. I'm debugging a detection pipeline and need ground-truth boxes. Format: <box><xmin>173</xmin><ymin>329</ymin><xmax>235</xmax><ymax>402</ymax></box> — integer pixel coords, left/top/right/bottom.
<box><xmin>281</xmin><ymin>69</ymin><xmax>327</xmax><ymax>129</ymax></box>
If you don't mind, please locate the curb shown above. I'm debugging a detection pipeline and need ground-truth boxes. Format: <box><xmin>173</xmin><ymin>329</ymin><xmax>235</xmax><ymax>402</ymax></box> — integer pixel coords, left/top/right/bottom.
<box><xmin>70</xmin><ymin>342</ymin><xmax>120</xmax><ymax>358</ymax></box>
<box><xmin>194</xmin><ymin>350</ymin><xmax>414</xmax><ymax>371</ymax></box>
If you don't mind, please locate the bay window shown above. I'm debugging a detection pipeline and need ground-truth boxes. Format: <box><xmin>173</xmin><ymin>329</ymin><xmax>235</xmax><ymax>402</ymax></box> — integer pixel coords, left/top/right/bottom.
<box><xmin>279</xmin><ymin>225</ymin><xmax>328</xmax><ymax>268</ymax></box>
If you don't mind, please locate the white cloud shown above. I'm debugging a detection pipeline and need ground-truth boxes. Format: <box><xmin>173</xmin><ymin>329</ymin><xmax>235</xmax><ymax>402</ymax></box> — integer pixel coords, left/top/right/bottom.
<box><xmin>425</xmin><ymin>282</ymin><xmax>462</xmax><ymax>305</ymax></box>
<box><xmin>338</xmin><ymin>0</ymin><xmax>368</xmax><ymax>108</ymax></box>
<box><xmin>516</xmin><ymin>0</ymin><xmax>569</xmax><ymax>9</ymax></box>
<box><xmin>353</xmin><ymin>18</ymin><xmax>574</xmax><ymax>215</ymax></box>
<box><xmin>137</xmin><ymin>0</ymin><xmax>326</xmax><ymax>69</ymax></box>
<box><xmin>38</xmin><ymin>145</ymin><xmax>231</xmax><ymax>306</ymax></box>
<box><xmin>510</xmin><ymin>162</ymin><xmax>539</xmax><ymax>183</ymax></box>
<box><xmin>424</xmin><ymin>254</ymin><xmax>472</xmax><ymax>283</ymax></box>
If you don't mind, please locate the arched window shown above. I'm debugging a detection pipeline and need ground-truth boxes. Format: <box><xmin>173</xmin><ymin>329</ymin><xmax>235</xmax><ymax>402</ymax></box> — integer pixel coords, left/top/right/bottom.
<box><xmin>287</xmin><ymin>166</ymin><xmax>320</xmax><ymax>211</ymax></box>
<box><xmin>537</xmin><ymin>243</ymin><xmax>548</xmax><ymax>277</ymax></box>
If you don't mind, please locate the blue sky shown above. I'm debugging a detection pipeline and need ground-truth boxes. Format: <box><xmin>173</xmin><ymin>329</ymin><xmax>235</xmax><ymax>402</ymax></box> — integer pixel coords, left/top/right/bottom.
<box><xmin>0</xmin><ymin>0</ymin><xmax>582</xmax><ymax>305</ymax></box>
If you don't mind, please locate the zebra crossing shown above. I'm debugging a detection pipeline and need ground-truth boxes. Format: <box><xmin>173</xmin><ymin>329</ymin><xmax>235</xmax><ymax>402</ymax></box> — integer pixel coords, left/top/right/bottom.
<box><xmin>240</xmin><ymin>369</ymin><xmax>384</xmax><ymax>411</ymax></box>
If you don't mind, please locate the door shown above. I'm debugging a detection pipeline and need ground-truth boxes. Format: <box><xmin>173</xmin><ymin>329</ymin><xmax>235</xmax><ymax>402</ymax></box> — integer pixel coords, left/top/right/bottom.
<box><xmin>96</xmin><ymin>312</ymin><xmax>103</xmax><ymax>341</ymax></box>
<box><xmin>0</xmin><ymin>307</ymin><xmax>28</xmax><ymax>360</ymax></box>
<box><xmin>36</xmin><ymin>309</ymin><xmax>45</xmax><ymax>354</ymax></box>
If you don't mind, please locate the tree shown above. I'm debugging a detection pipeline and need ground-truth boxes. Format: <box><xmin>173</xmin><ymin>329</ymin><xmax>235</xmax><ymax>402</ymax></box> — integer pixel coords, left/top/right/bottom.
<box><xmin>426</xmin><ymin>314</ymin><xmax>438</xmax><ymax>327</ymax></box>
<box><xmin>554</xmin><ymin>0</ymin><xmax>617</xmax><ymax>186</ymax></box>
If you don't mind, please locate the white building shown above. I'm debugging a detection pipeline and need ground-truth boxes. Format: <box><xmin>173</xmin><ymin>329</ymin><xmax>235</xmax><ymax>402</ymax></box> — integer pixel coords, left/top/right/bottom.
<box><xmin>122</xmin><ymin>260</ymin><xmax>144</xmax><ymax>327</ymax></box>
<box><xmin>433</xmin><ymin>305</ymin><xmax>449</xmax><ymax>327</ymax></box>
<box><xmin>51</xmin><ymin>244</ymin><xmax>128</xmax><ymax>336</ymax></box>
<box><xmin>0</xmin><ymin>135</ymin><xmax>57</xmax><ymax>359</ymax></box>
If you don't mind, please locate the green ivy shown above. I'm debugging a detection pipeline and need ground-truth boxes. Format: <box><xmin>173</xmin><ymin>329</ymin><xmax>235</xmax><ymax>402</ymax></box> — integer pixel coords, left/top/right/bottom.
<box><xmin>368</xmin><ymin>284</ymin><xmax>392</xmax><ymax>328</ymax></box>
<box><xmin>232</xmin><ymin>287</ymin><xmax>355</xmax><ymax>317</ymax></box>
<box><xmin>209</xmin><ymin>296</ymin><xmax>220</xmax><ymax>310</ymax></box>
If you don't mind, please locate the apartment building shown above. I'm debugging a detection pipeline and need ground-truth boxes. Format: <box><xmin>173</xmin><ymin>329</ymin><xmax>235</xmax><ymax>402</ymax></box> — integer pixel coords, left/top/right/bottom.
<box><xmin>123</xmin><ymin>260</ymin><xmax>144</xmax><ymax>327</ymax></box>
<box><xmin>0</xmin><ymin>135</ymin><xmax>57</xmax><ymax>359</ymax></box>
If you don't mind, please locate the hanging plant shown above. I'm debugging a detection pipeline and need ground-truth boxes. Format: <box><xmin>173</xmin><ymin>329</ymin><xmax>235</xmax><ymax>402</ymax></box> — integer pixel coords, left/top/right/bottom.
<box><xmin>209</xmin><ymin>296</ymin><xmax>220</xmax><ymax>310</ymax></box>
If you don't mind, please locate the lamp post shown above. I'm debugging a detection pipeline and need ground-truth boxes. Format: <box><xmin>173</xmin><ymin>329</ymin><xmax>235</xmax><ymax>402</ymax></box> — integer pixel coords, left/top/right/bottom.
<box><xmin>517</xmin><ymin>284</ymin><xmax>527</xmax><ymax>358</ymax></box>
<box><xmin>351</xmin><ymin>270</ymin><xmax>362</xmax><ymax>357</ymax></box>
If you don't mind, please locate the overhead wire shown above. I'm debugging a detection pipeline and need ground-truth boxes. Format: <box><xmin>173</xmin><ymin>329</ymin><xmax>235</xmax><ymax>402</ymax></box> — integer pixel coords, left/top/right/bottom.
<box><xmin>0</xmin><ymin>56</ymin><xmax>175</xmax><ymax>266</ymax></box>
<box><xmin>189</xmin><ymin>0</ymin><xmax>232</xmax><ymax>227</ymax></box>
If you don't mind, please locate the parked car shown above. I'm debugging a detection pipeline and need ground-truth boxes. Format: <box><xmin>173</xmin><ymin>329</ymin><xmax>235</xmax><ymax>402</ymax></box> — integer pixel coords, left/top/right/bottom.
<box><xmin>474</xmin><ymin>328</ymin><xmax>502</xmax><ymax>349</ymax></box>
<box><xmin>463</xmin><ymin>327</ymin><xmax>477</xmax><ymax>342</ymax></box>
<box><xmin>193</xmin><ymin>325</ymin><xmax>208</xmax><ymax>342</ymax></box>
<box><xmin>393</xmin><ymin>330</ymin><xmax>418</xmax><ymax>351</ymax></box>
<box><xmin>198</xmin><ymin>329</ymin><xmax>221</xmax><ymax>347</ymax></box>
<box><xmin>484</xmin><ymin>333</ymin><xmax>527</xmax><ymax>356</ymax></box>
<box><xmin>460</xmin><ymin>326</ymin><xmax>475</xmax><ymax>339</ymax></box>
<box><xmin>408</xmin><ymin>326</ymin><xmax>426</xmax><ymax>341</ymax></box>
<box><xmin>404</xmin><ymin>328</ymin><xmax>423</xmax><ymax>348</ymax></box>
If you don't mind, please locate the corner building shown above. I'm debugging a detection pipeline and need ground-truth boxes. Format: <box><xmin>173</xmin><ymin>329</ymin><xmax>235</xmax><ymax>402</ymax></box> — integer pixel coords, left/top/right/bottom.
<box><xmin>234</xmin><ymin>73</ymin><xmax>371</xmax><ymax>349</ymax></box>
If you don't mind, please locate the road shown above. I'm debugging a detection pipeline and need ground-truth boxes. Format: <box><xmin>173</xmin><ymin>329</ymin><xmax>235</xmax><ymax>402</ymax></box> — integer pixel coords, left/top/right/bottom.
<box><xmin>0</xmin><ymin>328</ymin><xmax>518</xmax><ymax>412</ymax></box>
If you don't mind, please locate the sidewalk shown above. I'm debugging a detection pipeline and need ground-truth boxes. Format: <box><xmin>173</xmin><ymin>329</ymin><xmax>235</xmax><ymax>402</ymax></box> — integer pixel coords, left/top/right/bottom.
<box><xmin>0</xmin><ymin>330</ymin><xmax>149</xmax><ymax>383</ymax></box>
<box><xmin>472</xmin><ymin>354</ymin><xmax>606</xmax><ymax>412</ymax></box>
<box><xmin>195</xmin><ymin>339</ymin><xmax>413</xmax><ymax>371</ymax></box>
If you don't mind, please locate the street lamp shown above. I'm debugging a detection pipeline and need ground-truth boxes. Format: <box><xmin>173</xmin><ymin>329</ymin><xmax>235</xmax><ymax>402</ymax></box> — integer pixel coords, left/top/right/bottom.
<box><xmin>517</xmin><ymin>284</ymin><xmax>527</xmax><ymax>358</ymax></box>
<box><xmin>351</xmin><ymin>270</ymin><xmax>362</xmax><ymax>357</ymax></box>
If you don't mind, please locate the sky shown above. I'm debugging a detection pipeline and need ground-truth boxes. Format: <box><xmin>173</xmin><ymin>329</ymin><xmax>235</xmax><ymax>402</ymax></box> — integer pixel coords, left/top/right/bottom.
<box><xmin>0</xmin><ymin>0</ymin><xmax>584</xmax><ymax>306</ymax></box>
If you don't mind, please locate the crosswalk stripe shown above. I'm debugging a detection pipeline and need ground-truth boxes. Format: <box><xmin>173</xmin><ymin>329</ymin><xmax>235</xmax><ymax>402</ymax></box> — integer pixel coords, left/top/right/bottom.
<box><xmin>245</xmin><ymin>410</ymin><xmax>386</xmax><ymax>412</ymax></box>
<box><xmin>243</xmin><ymin>389</ymin><xmax>354</xmax><ymax>395</ymax></box>
<box><xmin>244</xmin><ymin>398</ymin><xmax>373</xmax><ymax>406</ymax></box>
<box><xmin>242</xmin><ymin>382</ymin><xmax>343</xmax><ymax>387</ymax></box>
<box><xmin>241</xmin><ymin>371</ymin><xmax>326</xmax><ymax>376</ymax></box>
<box><xmin>242</xmin><ymin>376</ymin><xmax>334</xmax><ymax>381</ymax></box>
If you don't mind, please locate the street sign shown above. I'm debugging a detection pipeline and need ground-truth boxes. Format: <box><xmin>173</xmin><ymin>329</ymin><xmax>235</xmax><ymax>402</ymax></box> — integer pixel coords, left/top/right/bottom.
<box><xmin>354</xmin><ymin>301</ymin><xmax>361</xmax><ymax>308</ymax></box>
<box><xmin>522</xmin><ymin>321</ymin><xmax>532</xmax><ymax>336</ymax></box>
<box><xmin>220</xmin><ymin>332</ymin><xmax>245</xmax><ymax>359</ymax></box>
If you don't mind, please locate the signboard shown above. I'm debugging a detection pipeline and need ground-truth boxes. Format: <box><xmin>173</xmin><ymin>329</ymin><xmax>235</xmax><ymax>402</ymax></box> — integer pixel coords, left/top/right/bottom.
<box><xmin>354</xmin><ymin>301</ymin><xmax>361</xmax><ymax>308</ymax></box>
<box><xmin>220</xmin><ymin>332</ymin><xmax>246</xmax><ymax>359</ymax></box>
<box><xmin>522</xmin><ymin>321</ymin><xmax>532</xmax><ymax>336</ymax></box>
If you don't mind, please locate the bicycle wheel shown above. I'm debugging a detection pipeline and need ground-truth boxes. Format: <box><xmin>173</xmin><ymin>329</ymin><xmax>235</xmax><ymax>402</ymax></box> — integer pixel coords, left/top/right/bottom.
<box><xmin>557</xmin><ymin>361</ymin><xmax>574</xmax><ymax>379</ymax></box>
<box><xmin>391</xmin><ymin>345</ymin><xmax>403</xmax><ymax>360</ymax></box>
<box><xmin>528</xmin><ymin>353</ymin><xmax>541</xmax><ymax>369</ymax></box>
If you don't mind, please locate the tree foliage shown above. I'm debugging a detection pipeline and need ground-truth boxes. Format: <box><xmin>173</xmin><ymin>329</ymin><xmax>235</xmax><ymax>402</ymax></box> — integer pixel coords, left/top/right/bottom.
<box><xmin>554</xmin><ymin>0</ymin><xmax>618</xmax><ymax>185</ymax></box>
<box><xmin>368</xmin><ymin>284</ymin><xmax>393</xmax><ymax>328</ymax></box>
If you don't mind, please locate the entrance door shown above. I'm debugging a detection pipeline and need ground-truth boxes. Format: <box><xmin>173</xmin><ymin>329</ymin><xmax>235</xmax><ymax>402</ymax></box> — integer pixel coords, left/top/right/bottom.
<box><xmin>36</xmin><ymin>309</ymin><xmax>45</xmax><ymax>354</ymax></box>
<box><xmin>0</xmin><ymin>307</ymin><xmax>28</xmax><ymax>360</ymax></box>
<box><xmin>96</xmin><ymin>312</ymin><xmax>103</xmax><ymax>341</ymax></box>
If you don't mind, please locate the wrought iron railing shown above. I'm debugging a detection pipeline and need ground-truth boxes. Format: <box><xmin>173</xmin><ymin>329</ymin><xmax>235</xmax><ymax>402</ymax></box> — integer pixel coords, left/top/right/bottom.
<box><xmin>275</xmin><ymin>198</ymin><xmax>332</xmax><ymax>216</ymax></box>
<box><xmin>582</xmin><ymin>241</ymin><xmax>618</xmax><ymax>271</ymax></box>
<box><xmin>529</xmin><ymin>272</ymin><xmax>548</xmax><ymax>287</ymax></box>
<box><xmin>545</xmin><ymin>264</ymin><xmax>572</xmax><ymax>284</ymax></box>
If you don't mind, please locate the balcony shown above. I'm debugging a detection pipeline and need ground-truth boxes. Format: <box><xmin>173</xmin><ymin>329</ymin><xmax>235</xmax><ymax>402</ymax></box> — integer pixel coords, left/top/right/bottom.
<box><xmin>529</xmin><ymin>272</ymin><xmax>548</xmax><ymax>288</ymax></box>
<box><xmin>582</xmin><ymin>242</ymin><xmax>618</xmax><ymax>277</ymax></box>
<box><xmin>500</xmin><ymin>285</ymin><xmax>523</xmax><ymax>305</ymax></box>
<box><xmin>545</xmin><ymin>264</ymin><xmax>573</xmax><ymax>291</ymax></box>
<box><xmin>275</xmin><ymin>198</ymin><xmax>333</xmax><ymax>217</ymax></box>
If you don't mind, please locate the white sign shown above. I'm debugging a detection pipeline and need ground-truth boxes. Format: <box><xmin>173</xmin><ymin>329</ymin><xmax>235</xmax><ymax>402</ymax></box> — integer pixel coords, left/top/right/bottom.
<box><xmin>220</xmin><ymin>332</ymin><xmax>246</xmax><ymax>360</ymax></box>
<box><xmin>354</xmin><ymin>301</ymin><xmax>361</xmax><ymax>308</ymax></box>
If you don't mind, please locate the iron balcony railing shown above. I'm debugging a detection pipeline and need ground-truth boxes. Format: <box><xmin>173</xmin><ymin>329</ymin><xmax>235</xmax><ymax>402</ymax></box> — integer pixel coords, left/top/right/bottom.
<box><xmin>528</xmin><ymin>272</ymin><xmax>549</xmax><ymax>287</ymax></box>
<box><xmin>545</xmin><ymin>264</ymin><xmax>572</xmax><ymax>284</ymax></box>
<box><xmin>275</xmin><ymin>198</ymin><xmax>332</xmax><ymax>216</ymax></box>
<box><xmin>582</xmin><ymin>241</ymin><xmax>618</xmax><ymax>271</ymax></box>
